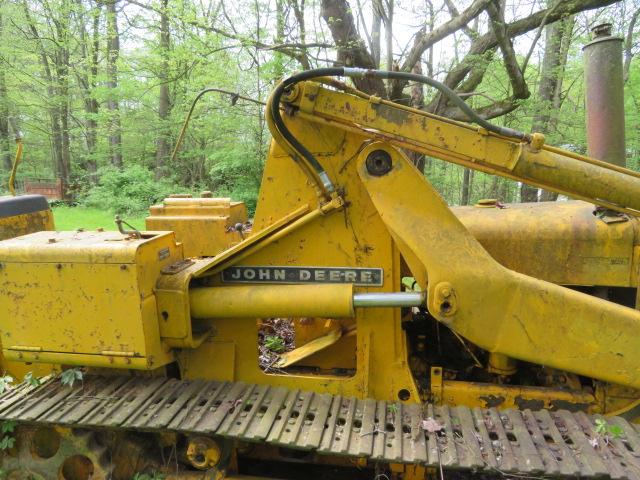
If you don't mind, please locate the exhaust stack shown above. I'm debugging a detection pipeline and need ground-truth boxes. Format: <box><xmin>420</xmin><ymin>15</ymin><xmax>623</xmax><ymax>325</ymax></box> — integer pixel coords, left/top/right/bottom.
<box><xmin>583</xmin><ymin>23</ymin><xmax>626</xmax><ymax>167</ymax></box>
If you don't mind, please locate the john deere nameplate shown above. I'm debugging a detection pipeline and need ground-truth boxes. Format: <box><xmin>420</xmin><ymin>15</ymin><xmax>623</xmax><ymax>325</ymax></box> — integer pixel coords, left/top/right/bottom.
<box><xmin>221</xmin><ymin>266</ymin><xmax>383</xmax><ymax>286</ymax></box>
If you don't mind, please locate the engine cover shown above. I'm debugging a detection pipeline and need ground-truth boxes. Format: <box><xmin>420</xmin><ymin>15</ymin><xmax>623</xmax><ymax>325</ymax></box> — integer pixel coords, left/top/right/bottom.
<box><xmin>0</xmin><ymin>230</ymin><xmax>181</xmax><ymax>369</ymax></box>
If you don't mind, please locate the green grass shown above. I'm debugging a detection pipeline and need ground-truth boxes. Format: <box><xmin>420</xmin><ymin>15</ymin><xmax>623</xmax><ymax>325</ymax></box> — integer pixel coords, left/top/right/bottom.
<box><xmin>52</xmin><ymin>206</ymin><xmax>146</xmax><ymax>231</ymax></box>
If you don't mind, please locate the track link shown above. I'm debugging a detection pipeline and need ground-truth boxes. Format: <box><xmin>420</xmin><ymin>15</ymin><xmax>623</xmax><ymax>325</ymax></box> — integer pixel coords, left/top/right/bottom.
<box><xmin>0</xmin><ymin>375</ymin><xmax>639</xmax><ymax>479</ymax></box>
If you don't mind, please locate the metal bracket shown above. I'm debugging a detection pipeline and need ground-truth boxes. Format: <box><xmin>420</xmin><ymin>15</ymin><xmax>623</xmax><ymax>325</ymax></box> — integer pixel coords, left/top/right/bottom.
<box><xmin>115</xmin><ymin>215</ymin><xmax>142</xmax><ymax>239</ymax></box>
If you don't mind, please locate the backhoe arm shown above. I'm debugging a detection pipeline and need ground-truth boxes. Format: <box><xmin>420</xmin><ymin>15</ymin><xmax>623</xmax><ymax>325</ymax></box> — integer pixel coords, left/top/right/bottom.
<box><xmin>355</xmin><ymin>142</ymin><xmax>640</xmax><ymax>388</ymax></box>
<box><xmin>280</xmin><ymin>78</ymin><xmax>640</xmax><ymax>215</ymax></box>
<box><xmin>267</xmin><ymin>70</ymin><xmax>640</xmax><ymax>389</ymax></box>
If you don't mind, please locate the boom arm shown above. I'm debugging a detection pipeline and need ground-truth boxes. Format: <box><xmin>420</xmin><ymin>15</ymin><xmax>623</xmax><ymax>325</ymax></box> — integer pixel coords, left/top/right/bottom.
<box><xmin>356</xmin><ymin>142</ymin><xmax>640</xmax><ymax>388</ymax></box>
<box><xmin>273</xmin><ymin>73</ymin><xmax>640</xmax><ymax>216</ymax></box>
<box><xmin>266</xmin><ymin>70</ymin><xmax>640</xmax><ymax>388</ymax></box>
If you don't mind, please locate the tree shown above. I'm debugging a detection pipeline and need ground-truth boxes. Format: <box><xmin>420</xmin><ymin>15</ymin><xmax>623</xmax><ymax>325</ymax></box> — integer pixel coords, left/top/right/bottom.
<box><xmin>1</xmin><ymin>0</ymin><xmax>636</xmax><ymax>211</ymax></box>
<box><xmin>0</xmin><ymin>11</ymin><xmax>11</xmax><ymax>171</ymax></box>
<box><xmin>75</xmin><ymin>0</ymin><xmax>101</xmax><ymax>179</ymax></box>
<box><xmin>522</xmin><ymin>13</ymin><xmax>575</xmax><ymax>202</ymax></box>
<box><xmin>21</xmin><ymin>0</ymin><xmax>72</xmax><ymax>188</ymax></box>
<box><xmin>105</xmin><ymin>0</ymin><xmax>122</xmax><ymax>168</ymax></box>
<box><xmin>155</xmin><ymin>0</ymin><xmax>172</xmax><ymax>179</ymax></box>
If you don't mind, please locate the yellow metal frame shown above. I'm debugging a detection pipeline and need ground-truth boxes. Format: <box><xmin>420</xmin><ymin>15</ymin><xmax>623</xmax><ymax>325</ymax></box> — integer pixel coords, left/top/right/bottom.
<box><xmin>146</xmin><ymin>197</ymin><xmax>247</xmax><ymax>257</ymax></box>
<box><xmin>356</xmin><ymin>142</ymin><xmax>640</xmax><ymax>388</ymax></box>
<box><xmin>2</xmin><ymin>78</ymin><xmax>640</xmax><ymax>415</ymax></box>
<box><xmin>288</xmin><ymin>81</ymin><xmax>640</xmax><ymax>215</ymax></box>
<box><xmin>0</xmin><ymin>231</ymin><xmax>180</xmax><ymax>369</ymax></box>
<box><xmin>0</xmin><ymin>209</ymin><xmax>53</xmax><ymax>241</ymax></box>
<box><xmin>8</xmin><ymin>136</ymin><xmax>23</xmax><ymax>196</ymax></box>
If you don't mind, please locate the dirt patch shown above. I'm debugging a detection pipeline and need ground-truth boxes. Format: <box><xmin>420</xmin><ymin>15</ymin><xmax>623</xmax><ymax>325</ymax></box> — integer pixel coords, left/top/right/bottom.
<box><xmin>258</xmin><ymin>318</ymin><xmax>295</xmax><ymax>373</ymax></box>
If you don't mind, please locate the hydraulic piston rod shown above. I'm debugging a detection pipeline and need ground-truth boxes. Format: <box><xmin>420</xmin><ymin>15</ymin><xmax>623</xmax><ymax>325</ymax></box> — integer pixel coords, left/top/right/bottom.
<box><xmin>353</xmin><ymin>292</ymin><xmax>425</xmax><ymax>307</ymax></box>
<box><xmin>189</xmin><ymin>284</ymin><xmax>426</xmax><ymax>319</ymax></box>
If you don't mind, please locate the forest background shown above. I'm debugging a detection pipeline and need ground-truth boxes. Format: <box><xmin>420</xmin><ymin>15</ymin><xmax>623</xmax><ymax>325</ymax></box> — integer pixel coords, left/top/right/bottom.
<box><xmin>1</xmin><ymin>0</ymin><xmax>639</xmax><ymax>216</ymax></box>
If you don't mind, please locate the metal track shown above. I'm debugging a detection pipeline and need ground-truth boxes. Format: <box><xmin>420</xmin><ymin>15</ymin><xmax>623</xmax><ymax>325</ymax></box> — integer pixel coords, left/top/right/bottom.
<box><xmin>1</xmin><ymin>375</ymin><xmax>640</xmax><ymax>479</ymax></box>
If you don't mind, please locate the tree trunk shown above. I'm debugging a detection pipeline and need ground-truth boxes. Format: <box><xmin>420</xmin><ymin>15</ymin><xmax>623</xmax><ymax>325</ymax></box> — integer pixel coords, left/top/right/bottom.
<box><xmin>371</xmin><ymin>0</ymin><xmax>382</xmax><ymax>68</ymax></box>
<box><xmin>461</xmin><ymin>168</ymin><xmax>473</xmax><ymax>205</ymax></box>
<box><xmin>106</xmin><ymin>0</ymin><xmax>123</xmax><ymax>168</ymax></box>
<box><xmin>55</xmin><ymin>0</ymin><xmax>72</xmax><ymax>190</ymax></box>
<box><xmin>0</xmin><ymin>12</ymin><xmax>11</xmax><ymax>171</ymax></box>
<box><xmin>155</xmin><ymin>0</ymin><xmax>172</xmax><ymax>179</ymax></box>
<box><xmin>623</xmin><ymin>8</ymin><xmax>640</xmax><ymax>83</ymax></box>
<box><xmin>21</xmin><ymin>0</ymin><xmax>69</xmax><ymax>188</ymax></box>
<box><xmin>426</xmin><ymin>0</ymin><xmax>434</xmax><ymax>77</ymax></box>
<box><xmin>76</xmin><ymin>1</ymin><xmax>100</xmax><ymax>180</ymax></box>
<box><xmin>408</xmin><ymin>40</ymin><xmax>424</xmax><ymax>172</ymax></box>
<box><xmin>526</xmin><ymin>13</ymin><xmax>575</xmax><ymax>202</ymax></box>
<box><xmin>88</xmin><ymin>4</ymin><xmax>100</xmax><ymax>177</ymax></box>
<box><xmin>320</xmin><ymin>0</ymin><xmax>386</xmax><ymax>96</ymax></box>
<box><xmin>384</xmin><ymin>0</ymin><xmax>393</xmax><ymax>72</ymax></box>
<box><xmin>288</xmin><ymin>0</ymin><xmax>309</xmax><ymax>69</ymax></box>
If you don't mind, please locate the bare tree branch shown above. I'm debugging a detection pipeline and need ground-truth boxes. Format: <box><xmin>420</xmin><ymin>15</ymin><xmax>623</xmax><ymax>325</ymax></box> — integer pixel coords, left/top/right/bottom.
<box><xmin>486</xmin><ymin>0</ymin><xmax>529</xmax><ymax>99</ymax></box>
<box><xmin>320</xmin><ymin>0</ymin><xmax>387</xmax><ymax>96</ymax></box>
<box><xmin>443</xmin><ymin>0</ymin><xmax>478</xmax><ymax>40</ymax></box>
<box><xmin>439</xmin><ymin>95</ymin><xmax>521</xmax><ymax>121</ymax></box>
<box><xmin>624</xmin><ymin>7</ymin><xmax>640</xmax><ymax>83</ymax></box>
<box><xmin>441</xmin><ymin>0</ymin><xmax>618</xmax><ymax>92</ymax></box>
<box><xmin>400</xmin><ymin>0</ymin><xmax>491</xmax><ymax>75</ymax></box>
<box><xmin>126</xmin><ymin>0</ymin><xmax>330</xmax><ymax>66</ymax></box>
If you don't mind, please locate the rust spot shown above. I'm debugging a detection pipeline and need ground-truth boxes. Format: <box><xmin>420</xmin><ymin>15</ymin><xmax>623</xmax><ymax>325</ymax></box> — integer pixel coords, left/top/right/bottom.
<box><xmin>379</xmin><ymin>104</ymin><xmax>410</xmax><ymax>125</ymax></box>
<box><xmin>514</xmin><ymin>396</ymin><xmax>544</xmax><ymax>411</ymax></box>
<box><xmin>479</xmin><ymin>395</ymin><xmax>505</xmax><ymax>408</ymax></box>
<box><xmin>549</xmin><ymin>400</ymin><xmax>591</xmax><ymax>412</ymax></box>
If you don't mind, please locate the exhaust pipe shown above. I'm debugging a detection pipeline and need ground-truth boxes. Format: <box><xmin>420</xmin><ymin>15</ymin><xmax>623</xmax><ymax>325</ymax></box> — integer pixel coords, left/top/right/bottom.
<box><xmin>583</xmin><ymin>23</ymin><xmax>626</xmax><ymax>167</ymax></box>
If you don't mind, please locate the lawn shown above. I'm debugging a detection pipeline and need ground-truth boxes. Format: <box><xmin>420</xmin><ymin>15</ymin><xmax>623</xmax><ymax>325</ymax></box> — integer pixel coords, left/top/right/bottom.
<box><xmin>52</xmin><ymin>206</ymin><xmax>146</xmax><ymax>231</ymax></box>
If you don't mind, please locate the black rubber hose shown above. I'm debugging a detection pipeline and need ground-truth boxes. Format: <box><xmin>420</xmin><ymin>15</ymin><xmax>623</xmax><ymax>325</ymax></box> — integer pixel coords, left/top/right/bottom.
<box><xmin>270</xmin><ymin>67</ymin><xmax>530</xmax><ymax>192</ymax></box>
<box><xmin>351</xmin><ymin>69</ymin><xmax>529</xmax><ymax>141</ymax></box>
<box><xmin>270</xmin><ymin>67</ymin><xmax>346</xmax><ymax>193</ymax></box>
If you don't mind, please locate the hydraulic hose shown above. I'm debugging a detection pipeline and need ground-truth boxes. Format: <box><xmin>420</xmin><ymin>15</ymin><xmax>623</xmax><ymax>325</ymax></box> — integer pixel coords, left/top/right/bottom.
<box><xmin>269</xmin><ymin>67</ymin><xmax>346</xmax><ymax>194</ymax></box>
<box><xmin>269</xmin><ymin>67</ymin><xmax>530</xmax><ymax>197</ymax></box>
<box><xmin>170</xmin><ymin>88</ymin><xmax>265</xmax><ymax>167</ymax></box>
<box><xmin>342</xmin><ymin>68</ymin><xmax>529</xmax><ymax>140</ymax></box>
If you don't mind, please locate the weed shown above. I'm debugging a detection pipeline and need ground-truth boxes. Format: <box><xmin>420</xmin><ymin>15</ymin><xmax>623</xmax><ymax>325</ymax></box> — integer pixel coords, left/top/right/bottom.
<box><xmin>594</xmin><ymin>418</ymin><xmax>624</xmax><ymax>439</ymax></box>
<box><xmin>0</xmin><ymin>436</ymin><xmax>15</xmax><ymax>451</ymax></box>
<box><xmin>0</xmin><ymin>421</ymin><xmax>16</xmax><ymax>451</ymax></box>
<box><xmin>132</xmin><ymin>472</ymin><xmax>165</xmax><ymax>480</ymax></box>
<box><xmin>0</xmin><ymin>376</ymin><xmax>13</xmax><ymax>395</ymax></box>
<box><xmin>24</xmin><ymin>372</ymin><xmax>41</xmax><ymax>387</ymax></box>
<box><xmin>60</xmin><ymin>368</ymin><xmax>84</xmax><ymax>388</ymax></box>
<box><xmin>264</xmin><ymin>335</ymin><xmax>286</xmax><ymax>353</ymax></box>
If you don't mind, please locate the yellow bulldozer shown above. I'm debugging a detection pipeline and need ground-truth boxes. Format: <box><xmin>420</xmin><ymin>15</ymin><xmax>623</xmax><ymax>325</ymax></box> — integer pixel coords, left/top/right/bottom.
<box><xmin>1</xmin><ymin>60</ymin><xmax>640</xmax><ymax>480</ymax></box>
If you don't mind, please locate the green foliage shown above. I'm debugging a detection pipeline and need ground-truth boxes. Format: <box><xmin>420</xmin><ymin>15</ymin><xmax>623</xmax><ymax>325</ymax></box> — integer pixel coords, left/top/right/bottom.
<box><xmin>23</xmin><ymin>372</ymin><xmax>40</xmax><ymax>387</ymax></box>
<box><xmin>132</xmin><ymin>472</ymin><xmax>165</xmax><ymax>480</ymax></box>
<box><xmin>264</xmin><ymin>335</ymin><xmax>286</xmax><ymax>353</ymax></box>
<box><xmin>81</xmin><ymin>165</ymin><xmax>181</xmax><ymax>215</ymax></box>
<box><xmin>2</xmin><ymin>0</ymin><xmax>639</xmax><ymax>218</ymax></box>
<box><xmin>0</xmin><ymin>421</ymin><xmax>15</xmax><ymax>435</ymax></box>
<box><xmin>594</xmin><ymin>418</ymin><xmax>624</xmax><ymax>439</ymax></box>
<box><xmin>0</xmin><ymin>421</ymin><xmax>16</xmax><ymax>452</ymax></box>
<box><xmin>0</xmin><ymin>435</ymin><xmax>15</xmax><ymax>451</ymax></box>
<box><xmin>60</xmin><ymin>368</ymin><xmax>84</xmax><ymax>388</ymax></box>
<box><xmin>0</xmin><ymin>375</ymin><xmax>13</xmax><ymax>395</ymax></box>
<box><xmin>52</xmin><ymin>206</ymin><xmax>146</xmax><ymax>231</ymax></box>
